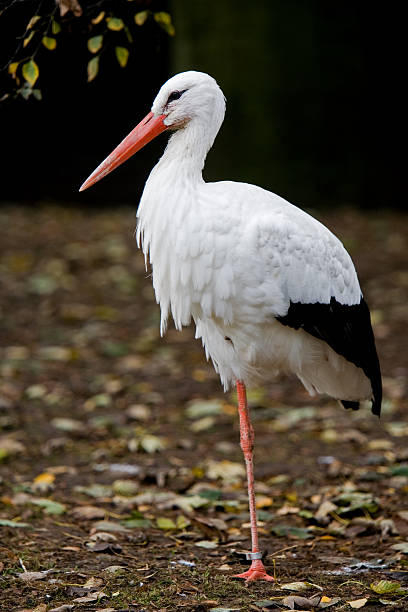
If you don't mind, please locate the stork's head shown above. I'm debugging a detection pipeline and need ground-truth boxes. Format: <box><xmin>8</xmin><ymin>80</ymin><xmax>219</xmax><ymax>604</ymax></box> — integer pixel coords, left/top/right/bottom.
<box><xmin>79</xmin><ymin>71</ymin><xmax>225</xmax><ymax>191</ymax></box>
<box><xmin>152</xmin><ymin>71</ymin><xmax>225</xmax><ymax>131</ymax></box>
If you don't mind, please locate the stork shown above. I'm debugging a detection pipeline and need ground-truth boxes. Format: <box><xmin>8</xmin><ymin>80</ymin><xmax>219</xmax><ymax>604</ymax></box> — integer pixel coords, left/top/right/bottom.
<box><xmin>80</xmin><ymin>71</ymin><xmax>382</xmax><ymax>582</ymax></box>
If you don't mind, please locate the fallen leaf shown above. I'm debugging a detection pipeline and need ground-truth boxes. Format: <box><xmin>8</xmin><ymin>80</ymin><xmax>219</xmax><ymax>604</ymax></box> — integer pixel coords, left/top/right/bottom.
<box><xmin>206</xmin><ymin>459</ymin><xmax>245</xmax><ymax>482</ymax></box>
<box><xmin>190</xmin><ymin>416</ymin><xmax>216</xmax><ymax>432</ymax></box>
<box><xmin>320</xmin><ymin>597</ymin><xmax>341</xmax><ymax>609</ymax></box>
<box><xmin>71</xmin><ymin>505</ymin><xmax>106</xmax><ymax>520</ymax></box>
<box><xmin>315</xmin><ymin>500</ymin><xmax>337</xmax><ymax>520</ymax></box>
<box><xmin>195</xmin><ymin>540</ymin><xmax>218</xmax><ymax>549</ymax></box>
<box><xmin>347</xmin><ymin>599</ymin><xmax>368</xmax><ymax>609</ymax></box>
<box><xmin>209</xmin><ymin>608</ymin><xmax>240</xmax><ymax>611</ymax></box>
<box><xmin>83</xmin><ymin>576</ymin><xmax>104</xmax><ymax>588</ymax></box>
<box><xmin>31</xmin><ymin>498</ymin><xmax>66</xmax><ymax>515</ymax></box>
<box><xmin>112</xmin><ymin>479</ymin><xmax>138</xmax><ymax>496</ymax></box>
<box><xmin>0</xmin><ymin>519</ymin><xmax>30</xmax><ymax>528</ymax></box>
<box><xmin>280</xmin><ymin>581</ymin><xmax>322</xmax><ymax>592</ymax></box>
<box><xmin>370</xmin><ymin>579</ymin><xmax>405</xmax><ymax>594</ymax></box>
<box><xmin>103</xmin><ymin>565</ymin><xmax>127</xmax><ymax>574</ymax></box>
<box><xmin>139</xmin><ymin>433</ymin><xmax>166</xmax><ymax>453</ymax></box>
<box><xmin>73</xmin><ymin>590</ymin><xmax>107</xmax><ymax>603</ymax></box>
<box><xmin>256</xmin><ymin>495</ymin><xmax>274</xmax><ymax>509</ymax></box>
<box><xmin>185</xmin><ymin>399</ymin><xmax>223</xmax><ymax>419</ymax></box>
<box><xmin>18</xmin><ymin>571</ymin><xmax>49</xmax><ymax>582</ymax></box>
<box><xmin>271</xmin><ymin>524</ymin><xmax>313</xmax><ymax>539</ymax></box>
<box><xmin>276</xmin><ymin>504</ymin><xmax>300</xmax><ymax>516</ymax></box>
<box><xmin>191</xmin><ymin>516</ymin><xmax>228</xmax><ymax>542</ymax></box>
<box><xmin>391</xmin><ymin>542</ymin><xmax>408</xmax><ymax>553</ymax></box>
<box><xmin>74</xmin><ymin>484</ymin><xmax>113</xmax><ymax>498</ymax></box>
<box><xmin>367</xmin><ymin>439</ymin><xmax>393</xmax><ymax>450</ymax></box>
<box><xmin>32</xmin><ymin>472</ymin><xmax>55</xmax><ymax>493</ymax></box>
<box><xmin>51</xmin><ymin>417</ymin><xmax>83</xmax><ymax>432</ymax></box>
<box><xmin>0</xmin><ymin>436</ymin><xmax>25</xmax><ymax>459</ymax></box>
<box><xmin>282</xmin><ymin>594</ymin><xmax>321</xmax><ymax>609</ymax></box>
<box><xmin>86</xmin><ymin>541</ymin><xmax>122</xmax><ymax>553</ymax></box>
<box><xmin>156</xmin><ymin>517</ymin><xmax>177</xmax><ymax>530</ymax></box>
<box><xmin>126</xmin><ymin>404</ymin><xmax>151</xmax><ymax>421</ymax></box>
<box><xmin>89</xmin><ymin>532</ymin><xmax>117</xmax><ymax>542</ymax></box>
<box><xmin>91</xmin><ymin>521</ymin><xmax>128</xmax><ymax>533</ymax></box>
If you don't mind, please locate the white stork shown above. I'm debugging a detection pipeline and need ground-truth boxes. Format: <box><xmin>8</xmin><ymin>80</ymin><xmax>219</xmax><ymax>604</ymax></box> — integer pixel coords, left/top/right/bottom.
<box><xmin>80</xmin><ymin>71</ymin><xmax>382</xmax><ymax>582</ymax></box>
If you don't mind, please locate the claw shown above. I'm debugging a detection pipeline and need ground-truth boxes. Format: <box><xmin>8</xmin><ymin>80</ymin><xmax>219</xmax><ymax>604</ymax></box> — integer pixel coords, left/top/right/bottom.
<box><xmin>233</xmin><ymin>559</ymin><xmax>274</xmax><ymax>582</ymax></box>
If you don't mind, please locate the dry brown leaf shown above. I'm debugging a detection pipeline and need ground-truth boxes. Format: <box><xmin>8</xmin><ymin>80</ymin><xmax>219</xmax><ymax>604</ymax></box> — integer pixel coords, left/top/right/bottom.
<box><xmin>83</xmin><ymin>576</ymin><xmax>104</xmax><ymax>589</ymax></box>
<box><xmin>71</xmin><ymin>505</ymin><xmax>106</xmax><ymax>520</ymax></box>
<box><xmin>72</xmin><ymin>590</ymin><xmax>107</xmax><ymax>603</ymax></box>
<box><xmin>315</xmin><ymin>500</ymin><xmax>337</xmax><ymax>520</ymax></box>
<box><xmin>191</xmin><ymin>515</ymin><xmax>228</xmax><ymax>542</ymax></box>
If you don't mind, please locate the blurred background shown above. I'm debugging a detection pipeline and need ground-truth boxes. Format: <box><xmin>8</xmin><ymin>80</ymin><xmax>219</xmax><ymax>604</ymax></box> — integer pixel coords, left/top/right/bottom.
<box><xmin>0</xmin><ymin>0</ymin><xmax>403</xmax><ymax>209</ymax></box>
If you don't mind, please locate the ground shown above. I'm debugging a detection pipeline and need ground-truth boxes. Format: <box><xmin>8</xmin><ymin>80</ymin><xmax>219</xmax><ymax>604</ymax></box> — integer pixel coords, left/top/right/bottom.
<box><xmin>0</xmin><ymin>205</ymin><xmax>407</xmax><ymax>612</ymax></box>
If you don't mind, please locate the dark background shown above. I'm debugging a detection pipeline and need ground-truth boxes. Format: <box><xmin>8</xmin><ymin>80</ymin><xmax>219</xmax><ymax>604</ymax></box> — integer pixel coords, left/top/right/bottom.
<box><xmin>0</xmin><ymin>1</ymin><xmax>403</xmax><ymax>209</ymax></box>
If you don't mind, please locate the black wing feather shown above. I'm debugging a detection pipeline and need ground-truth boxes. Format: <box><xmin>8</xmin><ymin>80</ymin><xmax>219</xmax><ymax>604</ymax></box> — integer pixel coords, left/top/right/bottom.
<box><xmin>276</xmin><ymin>297</ymin><xmax>382</xmax><ymax>416</ymax></box>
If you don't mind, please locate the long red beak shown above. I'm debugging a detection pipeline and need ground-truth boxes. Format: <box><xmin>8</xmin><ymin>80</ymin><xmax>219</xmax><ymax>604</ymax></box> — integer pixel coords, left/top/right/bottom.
<box><xmin>79</xmin><ymin>112</ymin><xmax>167</xmax><ymax>192</ymax></box>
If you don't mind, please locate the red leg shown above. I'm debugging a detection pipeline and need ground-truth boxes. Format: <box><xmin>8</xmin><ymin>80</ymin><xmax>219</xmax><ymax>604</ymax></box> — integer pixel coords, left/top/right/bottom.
<box><xmin>233</xmin><ymin>380</ymin><xmax>274</xmax><ymax>582</ymax></box>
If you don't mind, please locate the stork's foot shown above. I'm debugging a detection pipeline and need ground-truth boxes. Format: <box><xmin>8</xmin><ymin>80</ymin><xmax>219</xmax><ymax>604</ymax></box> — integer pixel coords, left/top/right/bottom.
<box><xmin>233</xmin><ymin>559</ymin><xmax>274</xmax><ymax>582</ymax></box>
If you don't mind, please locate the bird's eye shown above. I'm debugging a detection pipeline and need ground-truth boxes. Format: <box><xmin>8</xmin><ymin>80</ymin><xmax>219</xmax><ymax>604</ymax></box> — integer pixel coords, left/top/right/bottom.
<box><xmin>167</xmin><ymin>89</ymin><xmax>187</xmax><ymax>104</ymax></box>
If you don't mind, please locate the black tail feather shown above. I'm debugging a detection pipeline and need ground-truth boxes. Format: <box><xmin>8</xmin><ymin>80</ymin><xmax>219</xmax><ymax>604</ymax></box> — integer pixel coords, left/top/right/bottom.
<box><xmin>276</xmin><ymin>297</ymin><xmax>382</xmax><ymax>416</ymax></box>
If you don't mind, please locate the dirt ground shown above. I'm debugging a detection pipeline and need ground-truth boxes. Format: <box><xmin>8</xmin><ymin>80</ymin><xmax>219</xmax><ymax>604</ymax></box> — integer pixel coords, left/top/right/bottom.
<box><xmin>0</xmin><ymin>205</ymin><xmax>407</xmax><ymax>612</ymax></box>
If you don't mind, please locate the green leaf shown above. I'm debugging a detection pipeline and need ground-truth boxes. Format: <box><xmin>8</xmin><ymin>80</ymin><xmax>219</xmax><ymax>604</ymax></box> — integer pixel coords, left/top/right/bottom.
<box><xmin>156</xmin><ymin>517</ymin><xmax>177</xmax><ymax>530</ymax></box>
<box><xmin>93</xmin><ymin>520</ymin><xmax>129</xmax><ymax>533</ymax></box>
<box><xmin>42</xmin><ymin>36</ymin><xmax>56</xmax><ymax>50</ymax></box>
<box><xmin>390</xmin><ymin>465</ymin><xmax>408</xmax><ymax>476</ymax></box>
<box><xmin>176</xmin><ymin>515</ymin><xmax>190</xmax><ymax>529</ymax></box>
<box><xmin>370</xmin><ymin>580</ymin><xmax>405</xmax><ymax>595</ymax></box>
<box><xmin>107</xmin><ymin>17</ymin><xmax>124</xmax><ymax>31</ymax></box>
<box><xmin>154</xmin><ymin>11</ymin><xmax>175</xmax><ymax>36</ymax></box>
<box><xmin>31</xmin><ymin>498</ymin><xmax>66</xmax><ymax>515</ymax></box>
<box><xmin>88</xmin><ymin>35</ymin><xmax>103</xmax><ymax>54</ymax></box>
<box><xmin>134</xmin><ymin>11</ymin><xmax>149</xmax><ymax>26</ymax></box>
<box><xmin>87</xmin><ymin>56</ymin><xmax>99</xmax><ymax>82</ymax></box>
<box><xmin>22</xmin><ymin>59</ymin><xmax>39</xmax><ymax>86</ymax></box>
<box><xmin>115</xmin><ymin>46</ymin><xmax>129</xmax><ymax>68</ymax></box>
<box><xmin>0</xmin><ymin>519</ymin><xmax>30</xmax><ymax>528</ymax></box>
<box><xmin>121</xmin><ymin>518</ymin><xmax>151</xmax><ymax>528</ymax></box>
<box><xmin>75</xmin><ymin>483</ymin><xmax>113</xmax><ymax>498</ymax></box>
<box><xmin>32</xmin><ymin>88</ymin><xmax>42</xmax><ymax>101</ymax></box>
<box><xmin>52</xmin><ymin>20</ymin><xmax>61</xmax><ymax>34</ymax></box>
<box><xmin>112</xmin><ymin>479</ymin><xmax>138</xmax><ymax>496</ymax></box>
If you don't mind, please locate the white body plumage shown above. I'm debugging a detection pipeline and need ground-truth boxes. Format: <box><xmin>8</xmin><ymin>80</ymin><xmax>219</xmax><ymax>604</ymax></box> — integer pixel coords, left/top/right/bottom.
<box><xmin>136</xmin><ymin>71</ymin><xmax>372</xmax><ymax>404</ymax></box>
